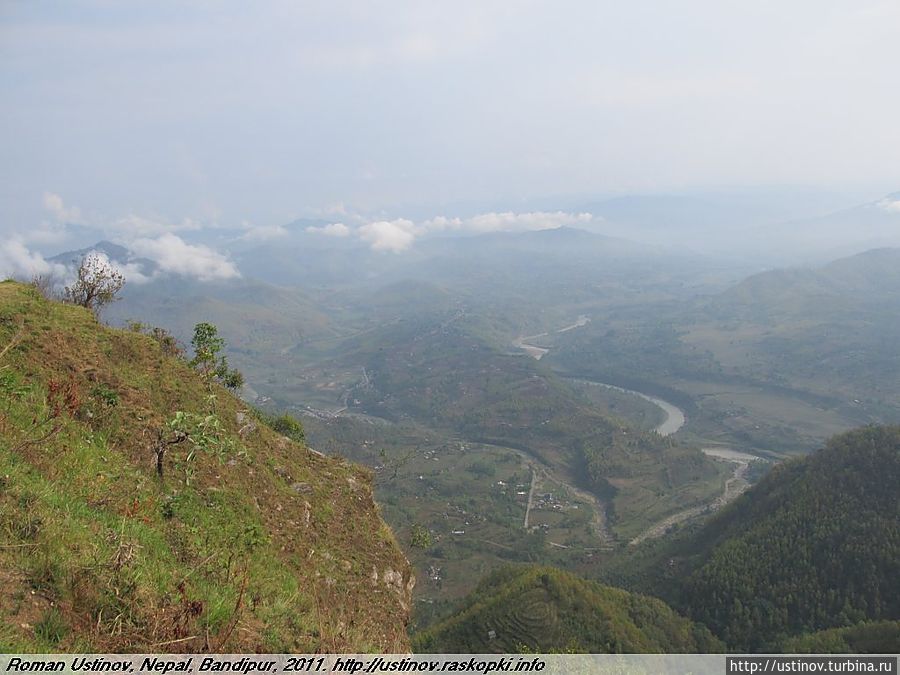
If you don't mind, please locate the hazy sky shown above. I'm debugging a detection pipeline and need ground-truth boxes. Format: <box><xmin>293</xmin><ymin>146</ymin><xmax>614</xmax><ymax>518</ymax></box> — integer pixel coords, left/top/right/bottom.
<box><xmin>2</xmin><ymin>1</ymin><xmax>900</xmax><ymax>240</ymax></box>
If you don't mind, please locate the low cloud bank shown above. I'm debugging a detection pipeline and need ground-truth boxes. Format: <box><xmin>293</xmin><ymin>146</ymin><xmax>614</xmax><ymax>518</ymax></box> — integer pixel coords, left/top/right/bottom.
<box><xmin>358</xmin><ymin>219</ymin><xmax>417</xmax><ymax>252</ymax></box>
<box><xmin>876</xmin><ymin>197</ymin><xmax>900</xmax><ymax>214</ymax></box>
<box><xmin>305</xmin><ymin>222</ymin><xmax>351</xmax><ymax>237</ymax></box>
<box><xmin>339</xmin><ymin>211</ymin><xmax>594</xmax><ymax>252</ymax></box>
<box><xmin>129</xmin><ymin>234</ymin><xmax>240</xmax><ymax>282</ymax></box>
<box><xmin>3</xmin><ymin>192</ymin><xmax>596</xmax><ymax>282</ymax></box>
<box><xmin>0</xmin><ymin>238</ymin><xmax>69</xmax><ymax>281</ymax></box>
<box><xmin>1</xmin><ymin>234</ymin><xmax>239</xmax><ymax>287</ymax></box>
<box><xmin>424</xmin><ymin>211</ymin><xmax>593</xmax><ymax>234</ymax></box>
<box><xmin>0</xmin><ymin>193</ymin><xmax>243</xmax><ymax>285</ymax></box>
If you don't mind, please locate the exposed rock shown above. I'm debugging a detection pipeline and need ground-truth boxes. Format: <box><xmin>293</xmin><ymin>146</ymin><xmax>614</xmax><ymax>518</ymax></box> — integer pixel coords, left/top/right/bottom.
<box><xmin>383</xmin><ymin>568</ymin><xmax>404</xmax><ymax>591</ymax></box>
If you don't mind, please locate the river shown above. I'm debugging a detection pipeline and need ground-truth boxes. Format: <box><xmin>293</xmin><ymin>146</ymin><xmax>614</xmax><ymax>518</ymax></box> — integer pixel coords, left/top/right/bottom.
<box><xmin>514</xmin><ymin>319</ymin><xmax>767</xmax><ymax>546</ymax></box>
<box><xmin>567</xmin><ymin>378</ymin><xmax>686</xmax><ymax>436</ymax></box>
<box><xmin>514</xmin><ymin>320</ymin><xmax>685</xmax><ymax>436</ymax></box>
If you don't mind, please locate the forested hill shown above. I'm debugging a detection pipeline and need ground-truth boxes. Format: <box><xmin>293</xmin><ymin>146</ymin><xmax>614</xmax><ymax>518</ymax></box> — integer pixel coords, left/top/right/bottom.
<box><xmin>719</xmin><ymin>247</ymin><xmax>900</xmax><ymax>311</ymax></box>
<box><xmin>0</xmin><ymin>281</ymin><xmax>413</xmax><ymax>652</ymax></box>
<box><xmin>412</xmin><ymin>565</ymin><xmax>723</xmax><ymax>654</ymax></box>
<box><xmin>778</xmin><ymin>621</ymin><xmax>900</xmax><ymax>654</ymax></box>
<box><xmin>618</xmin><ymin>426</ymin><xmax>900</xmax><ymax>651</ymax></box>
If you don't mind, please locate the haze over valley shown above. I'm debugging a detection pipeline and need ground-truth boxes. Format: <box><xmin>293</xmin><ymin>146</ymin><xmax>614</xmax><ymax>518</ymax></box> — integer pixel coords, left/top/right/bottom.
<box><xmin>2</xmin><ymin>1</ymin><xmax>899</xmax><ymax>655</ymax></box>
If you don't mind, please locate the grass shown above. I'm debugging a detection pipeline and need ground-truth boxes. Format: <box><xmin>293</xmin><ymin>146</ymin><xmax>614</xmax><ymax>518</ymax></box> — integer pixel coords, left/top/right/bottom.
<box><xmin>0</xmin><ymin>280</ymin><xmax>412</xmax><ymax>652</ymax></box>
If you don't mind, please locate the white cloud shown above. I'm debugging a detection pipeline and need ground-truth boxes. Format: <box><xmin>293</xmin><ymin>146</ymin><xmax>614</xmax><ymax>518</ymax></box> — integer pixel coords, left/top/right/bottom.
<box><xmin>350</xmin><ymin>211</ymin><xmax>594</xmax><ymax>252</ymax></box>
<box><xmin>358</xmin><ymin>219</ymin><xmax>418</xmax><ymax>252</ymax></box>
<box><xmin>130</xmin><ymin>233</ymin><xmax>240</xmax><ymax>281</ymax></box>
<box><xmin>0</xmin><ymin>238</ymin><xmax>68</xmax><ymax>281</ymax></box>
<box><xmin>42</xmin><ymin>192</ymin><xmax>82</xmax><ymax>224</ymax></box>
<box><xmin>306</xmin><ymin>222</ymin><xmax>351</xmax><ymax>237</ymax></box>
<box><xmin>424</xmin><ymin>211</ymin><xmax>593</xmax><ymax>234</ymax></box>
<box><xmin>0</xmin><ymin>238</ymin><xmax>153</xmax><ymax>287</ymax></box>
<box><xmin>876</xmin><ymin>198</ymin><xmax>900</xmax><ymax>214</ymax></box>
<box><xmin>239</xmin><ymin>223</ymin><xmax>288</xmax><ymax>241</ymax></box>
<box><xmin>90</xmin><ymin>250</ymin><xmax>154</xmax><ymax>286</ymax></box>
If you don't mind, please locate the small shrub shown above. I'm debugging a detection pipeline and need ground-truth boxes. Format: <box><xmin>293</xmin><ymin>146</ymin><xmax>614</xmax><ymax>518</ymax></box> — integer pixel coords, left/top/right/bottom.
<box><xmin>90</xmin><ymin>384</ymin><xmax>119</xmax><ymax>408</ymax></box>
<box><xmin>269</xmin><ymin>413</ymin><xmax>305</xmax><ymax>443</ymax></box>
<box><xmin>189</xmin><ymin>323</ymin><xmax>243</xmax><ymax>390</ymax></box>
<box><xmin>127</xmin><ymin>322</ymin><xmax>185</xmax><ymax>358</ymax></box>
<box><xmin>161</xmin><ymin>496</ymin><xmax>176</xmax><ymax>520</ymax></box>
<box><xmin>252</xmin><ymin>409</ymin><xmax>306</xmax><ymax>443</ymax></box>
<box><xmin>29</xmin><ymin>275</ymin><xmax>62</xmax><ymax>301</ymax></box>
<box><xmin>410</xmin><ymin>524</ymin><xmax>434</xmax><ymax>549</ymax></box>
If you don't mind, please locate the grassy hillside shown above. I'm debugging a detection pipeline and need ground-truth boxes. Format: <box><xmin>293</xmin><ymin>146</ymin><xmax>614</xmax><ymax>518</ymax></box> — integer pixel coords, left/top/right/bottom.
<box><xmin>0</xmin><ymin>281</ymin><xmax>412</xmax><ymax>652</ymax></box>
<box><xmin>412</xmin><ymin>565</ymin><xmax>723</xmax><ymax>653</ymax></box>
<box><xmin>606</xmin><ymin>426</ymin><xmax>900</xmax><ymax>651</ymax></box>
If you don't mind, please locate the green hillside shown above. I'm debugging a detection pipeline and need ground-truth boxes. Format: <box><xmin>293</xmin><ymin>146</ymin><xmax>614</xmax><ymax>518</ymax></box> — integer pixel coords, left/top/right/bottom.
<box><xmin>695</xmin><ymin>249</ymin><xmax>900</xmax><ymax>417</ymax></box>
<box><xmin>0</xmin><ymin>281</ymin><xmax>412</xmax><ymax>652</ymax></box>
<box><xmin>545</xmin><ymin>249</ymin><xmax>900</xmax><ymax>455</ymax></box>
<box><xmin>610</xmin><ymin>426</ymin><xmax>900</xmax><ymax>651</ymax></box>
<box><xmin>412</xmin><ymin>565</ymin><xmax>723</xmax><ymax>653</ymax></box>
<box><xmin>329</xmin><ymin>313</ymin><xmax>726</xmax><ymax>541</ymax></box>
<box><xmin>778</xmin><ymin>621</ymin><xmax>900</xmax><ymax>654</ymax></box>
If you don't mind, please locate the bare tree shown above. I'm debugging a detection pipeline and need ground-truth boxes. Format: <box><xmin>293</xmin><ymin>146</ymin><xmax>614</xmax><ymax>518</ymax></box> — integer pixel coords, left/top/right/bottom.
<box><xmin>64</xmin><ymin>254</ymin><xmax>125</xmax><ymax>316</ymax></box>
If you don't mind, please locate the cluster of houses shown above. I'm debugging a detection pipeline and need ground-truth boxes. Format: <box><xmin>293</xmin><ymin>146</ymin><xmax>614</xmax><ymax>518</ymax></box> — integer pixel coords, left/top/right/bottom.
<box><xmin>426</xmin><ymin>564</ymin><xmax>444</xmax><ymax>586</ymax></box>
<box><xmin>532</xmin><ymin>491</ymin><xmax>578</xmax><ymax>513</ymax></box>
<box><xmin>493</xmin><ymin>479</ymin><xmax>528</xmax><ymax>496</ymax></box>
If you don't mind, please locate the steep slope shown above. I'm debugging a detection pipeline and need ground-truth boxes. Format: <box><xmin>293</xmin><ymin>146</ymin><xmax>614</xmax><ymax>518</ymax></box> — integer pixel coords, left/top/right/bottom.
<box><xmin>412</xmin><ymin>565</ymin><xmax>723</xmax><ymax>653</ymax></box>
<box><xmin>0</xmin><ymin>281</ymin><xmax>413</xmax><ymax>652</ymax></box>
<box><xmin>609</xmin><ymin>426</ymin><xmax>900</xmax><ymax>651</ymax></box>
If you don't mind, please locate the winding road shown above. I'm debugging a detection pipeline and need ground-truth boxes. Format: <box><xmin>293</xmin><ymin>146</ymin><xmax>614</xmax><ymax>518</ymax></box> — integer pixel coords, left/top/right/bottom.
<box><xmin>627</xmin><ymin>447</ymin><xmax>758</xmax><ymax>546</ymax></box>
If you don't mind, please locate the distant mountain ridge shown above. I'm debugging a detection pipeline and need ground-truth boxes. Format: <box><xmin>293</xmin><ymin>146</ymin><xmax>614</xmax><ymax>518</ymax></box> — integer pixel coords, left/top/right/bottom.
<box><xmin>719</xmin><ymin>247</ymin><xmax>900</xmax><ymax>311</ymax></box>
<box><xmin>49</xmin><ymin>239</ymin><xmax>159</xmax><ymax>277</ymax></box>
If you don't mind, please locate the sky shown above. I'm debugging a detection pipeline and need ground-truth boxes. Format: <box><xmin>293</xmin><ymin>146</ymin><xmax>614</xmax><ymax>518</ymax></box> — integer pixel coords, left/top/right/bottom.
<box><xmin>2</xmin><ymin>1</ymin><xmax>900</xmax><ymax>276</ymax></box>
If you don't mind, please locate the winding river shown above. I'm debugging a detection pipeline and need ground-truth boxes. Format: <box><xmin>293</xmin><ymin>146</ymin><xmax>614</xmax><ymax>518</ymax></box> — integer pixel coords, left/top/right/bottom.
<box><xmin>567</xmin><ymin>378</ymin><xmax>686</xmax><ymax>436</ymax></box>
<box><xmin>514</xmin><ymin>320</ymin><xmax>764</xmax><ymax>545</ymax></box>
<box><xmin>513</xmin><ymin>319</ymin><xmax>685</xmax><ymax>437</ymax></box>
